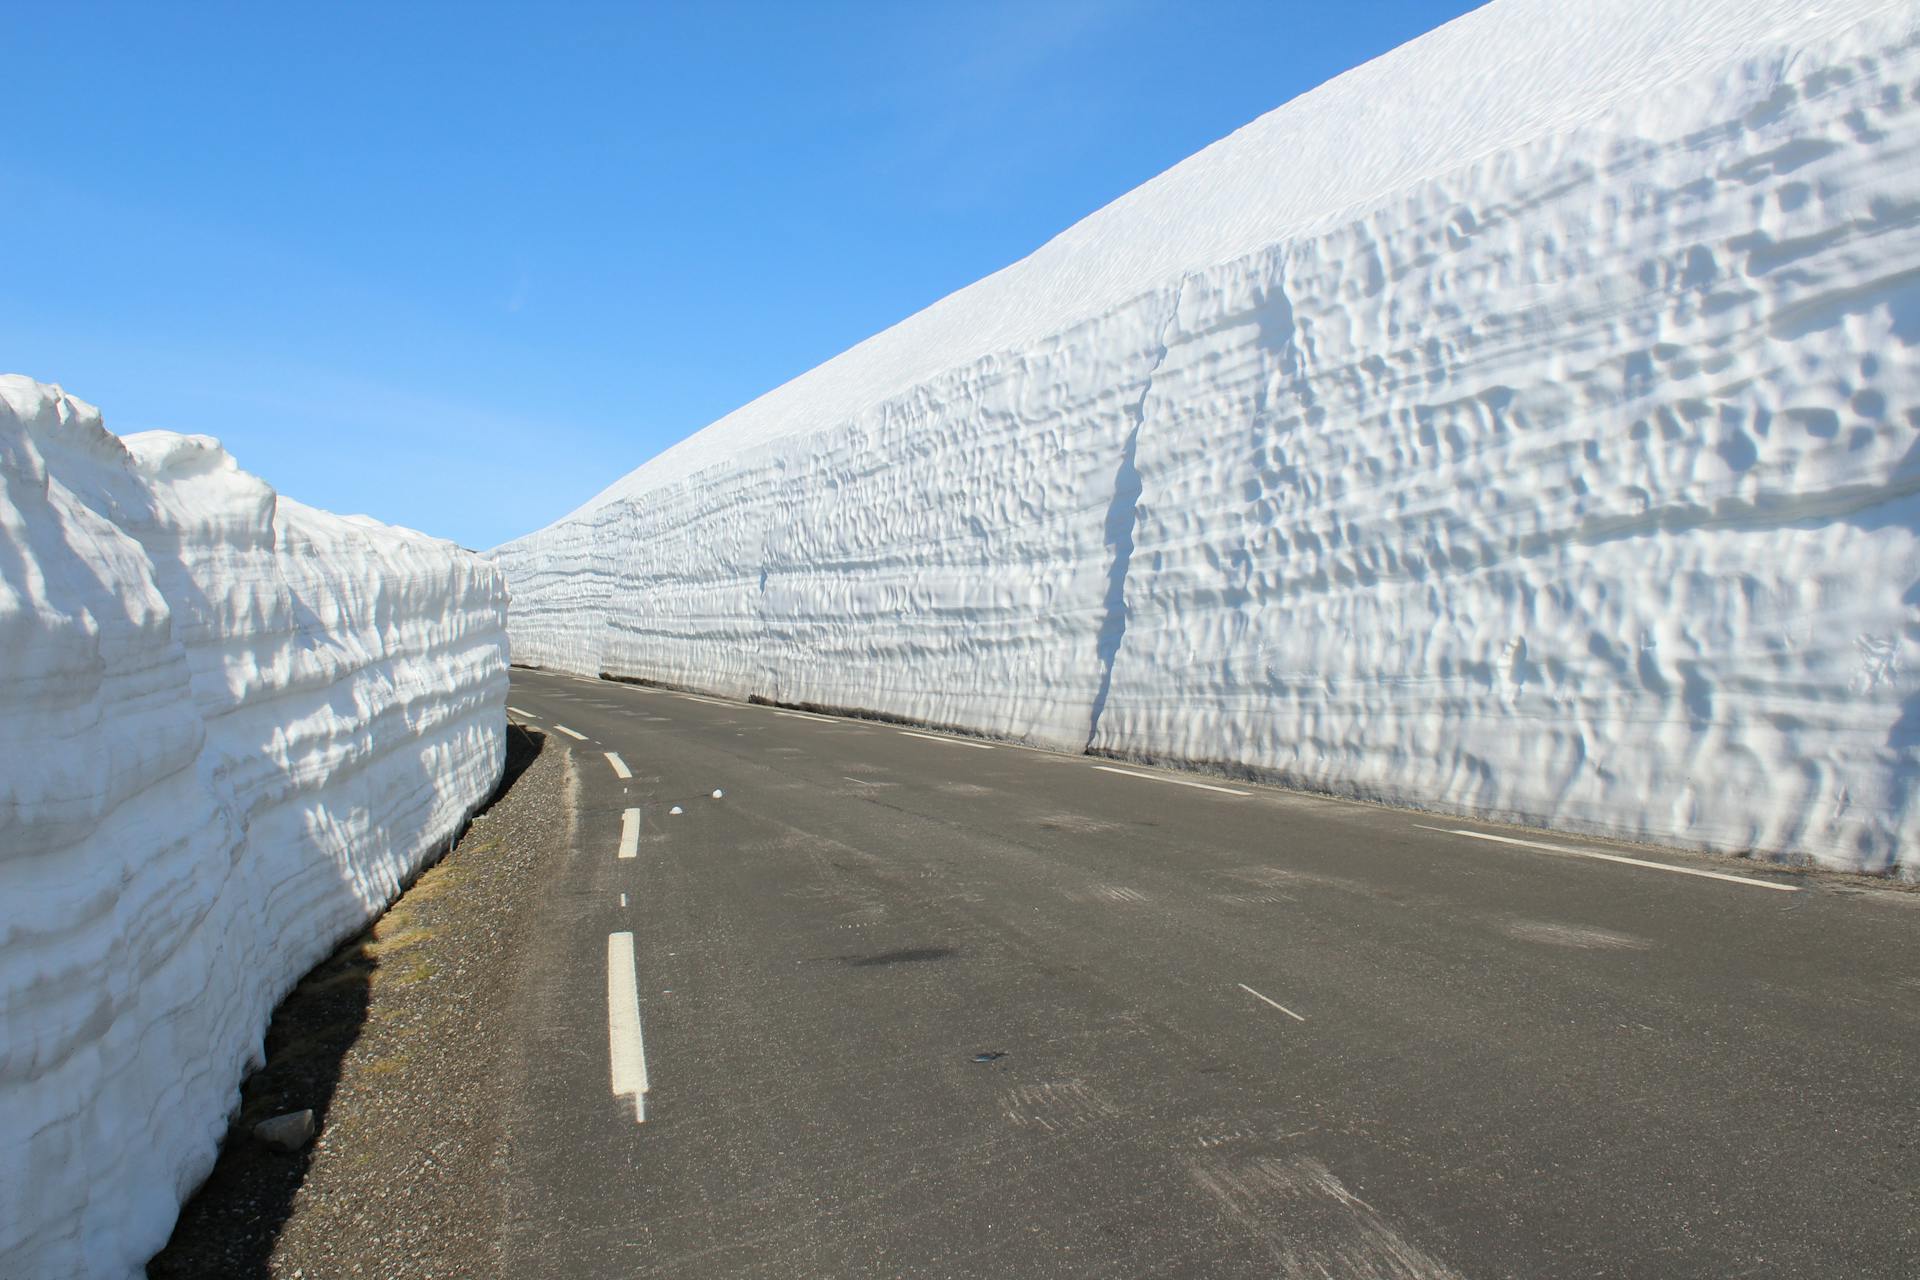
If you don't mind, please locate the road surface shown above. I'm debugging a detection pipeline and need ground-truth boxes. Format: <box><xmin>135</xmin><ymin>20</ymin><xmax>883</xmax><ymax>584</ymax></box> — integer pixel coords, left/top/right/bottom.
<box><xmin>497</xmin><ymin>665</ymin><xmax>1918</xmax><ymax>1278</ymax></box>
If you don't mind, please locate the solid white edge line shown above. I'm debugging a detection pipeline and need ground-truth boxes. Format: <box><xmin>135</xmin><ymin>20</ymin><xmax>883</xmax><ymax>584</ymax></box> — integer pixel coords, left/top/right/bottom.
<box><xmin>677</xmin><ymin>693</ymin><xmax>735</xmax><ymax>707</ymax></box>
<box><xmin>1238</xmin><ymin>983</ymin><xmax>1307</xmax><ymax>1022</ymax></box>
<box><xmin>619</xmin><ymin>808</ymin><xmax>640</xmax><ymax>859</ymax></box>
<box><xmin>553</xmin><ymin>724</ymin><xmax>588</xmax><ymax>740</ymax></box>
<box><xmin>605</xmin><ymin>752</ymin><xmax>633</xmax><ymax>780</ymax></box>
<box><xmin>1410</xmin><ymin>824</ymin><xmax>1801</xmax><ymax>891</ymax></box>
<box><xmin>1092</xmin><ymin>765</ymin><xmax>1250</xmax><ymax>796</ymax></box>
<box><xmin>607</xmin><ymin>931</ymin><xmax>649</xmax><ymax>1123</ymax></box>
<box><xmin>774</xmin><ymin>710</ymin><xmax>839</xmax><ymax>724</ymax></box>
<box><xmin>899</xmin><ymin>730</ymin><xmax>994</xmax><ymax>750</ymax></box>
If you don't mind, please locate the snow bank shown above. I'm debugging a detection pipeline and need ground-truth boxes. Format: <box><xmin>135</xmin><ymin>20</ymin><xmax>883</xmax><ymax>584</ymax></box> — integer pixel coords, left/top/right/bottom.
<box><xmin>497</xmin><ymin>0</ymin><xmax>1920</xmax><ymax>875</ymax></box>
<box><xmin>0</xmin><ymin>377</ymin><xmax>508</xmax><ymax>1277</ymax></box>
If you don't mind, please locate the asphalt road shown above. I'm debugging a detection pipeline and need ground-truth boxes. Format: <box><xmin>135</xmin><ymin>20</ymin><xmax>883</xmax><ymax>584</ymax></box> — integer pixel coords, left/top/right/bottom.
<box><xmin>496</xmin><ymin>665</ymin><xmax>1919</xmax><ymax>1279</ymax></box>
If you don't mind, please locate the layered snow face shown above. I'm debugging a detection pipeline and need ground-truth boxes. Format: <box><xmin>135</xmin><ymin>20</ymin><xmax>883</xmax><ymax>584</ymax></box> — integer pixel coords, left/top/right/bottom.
<box><xmin>519</xmin><ymin>303</ymin><xmax>1170</xmax><ymax>743</ymax></box>
<box><xmin>498</xmin><ymin>0</ymin><xmax>1920</xmax><ymax>875</ymax></box>
<box><xmin>0</xmin><ymin>377</ymin><xmax>508</xmax><ymax>1278</ymax></box>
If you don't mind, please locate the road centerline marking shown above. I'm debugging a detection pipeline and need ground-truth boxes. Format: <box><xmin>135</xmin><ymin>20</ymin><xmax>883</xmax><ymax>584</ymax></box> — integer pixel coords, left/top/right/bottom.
<box><xmin>1411</xmin><ymin>825</ymin><xmax>1801</xmax><ymax>891</ymax></box>
<box><xmin>1238</xmin><ymin>983</ymin><xmax>1307</xmax><ymax>1021</ymax></box>
<box><xmin>619</xmin><ymin>808</ymin><xmax>641</xmax><ymax>859</ymax></box>
<box><xmin>605</xmin><ymin>752</ymin><xmax>633</xmax><ymax>780</ymax></box>
<box><xmin>1092</xmin><ymin>765</ymin><xmax>1250</xmax><ymax>796</ymax></box>
<box><xmin>607</xmin><ymin>932</ymin><xmax>650</xmax><ymax>1123</ymax></box>
<box><xmin>899</xmin><ymin>730</ymin><xmax>993</xmax><ymax>750</ymax></box>
<box><xmin>553</xmin><ymin>724</ymin><xmax>588</xmax><ymax>740</ymax></box>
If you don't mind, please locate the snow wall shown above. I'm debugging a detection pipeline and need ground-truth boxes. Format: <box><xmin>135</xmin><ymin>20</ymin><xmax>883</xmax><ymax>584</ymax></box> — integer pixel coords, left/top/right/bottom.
<box><xmin>0</xmin><ymin>377</ymin><xmax>509</xmax><ymax>1278</ymax></box>
<box><xmin>496</xmin><ymin>0</ymin><xmax>1920</xmax><ymax>877</ymax></box>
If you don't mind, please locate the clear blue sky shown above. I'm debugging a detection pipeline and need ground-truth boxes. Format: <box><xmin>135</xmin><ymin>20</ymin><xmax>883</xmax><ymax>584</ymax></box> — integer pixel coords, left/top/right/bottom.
<box><xmin>5</xmin><ymin>1</ymin><xmax>1481</xmax><ymax>550</ymax></box>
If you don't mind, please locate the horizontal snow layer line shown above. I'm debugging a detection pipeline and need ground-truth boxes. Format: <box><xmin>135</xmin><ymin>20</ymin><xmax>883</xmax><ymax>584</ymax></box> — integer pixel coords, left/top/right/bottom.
<box><xmin>497</xmin><ymin>0</ymin><xmax>1920</xmax><ymax>879</ymax></box>
<box><xmin>0</xmin><ymin>376</ymin><xmax>510</xmax><ymax>1279</ymax></box>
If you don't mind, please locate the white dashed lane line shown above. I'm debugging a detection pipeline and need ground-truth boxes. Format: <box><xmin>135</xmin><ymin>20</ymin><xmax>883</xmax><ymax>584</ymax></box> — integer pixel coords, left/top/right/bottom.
<box><xmin>553</xmin><ymin>724</ymin><xmax>589</xmax><ymax>741</ymax></box>
<box><xmin>607</xmin><ymin>932</ymin><xmax>650</xmax><ymax>1124</ymax></box>
<box><xmin>1238</xmin><ymin>983</ymin><xmax>1307</xmax><ymax>1022</ymax></box>
<box><xmin>1412</xmin><ymin>825</ymin><xmax>1801</xmax><ymax>892</ymax></box>
<box><xmin>606</xmin><ymin>752</ymin><xmax>633</xmax><ymax>780</ymax></box>
<box><xmin>899</xmin><ymin>730</ymin><xmax>993</xmax><ymax>750</ymax></box>
<box><xmin>619</xmin><ymin>808</ymin><xmax>641</xmax><ymax>859</ymax></box>
<box><xmin>1091</xmin><ymin>765</ymin><xmax>1250</xmax><ymax>797</ymax></box>
<box><xmin>507</xmin><ymin>705</ymin><xmax>532</xmax><ymax>717</ymax></box>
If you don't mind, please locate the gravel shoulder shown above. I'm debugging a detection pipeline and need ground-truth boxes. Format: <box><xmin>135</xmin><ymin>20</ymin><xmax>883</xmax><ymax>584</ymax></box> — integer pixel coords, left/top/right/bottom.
<box><xmin>149</xmin><ymin>725</ymin><xmax>571</xmax><ymax>1279</ymax></box>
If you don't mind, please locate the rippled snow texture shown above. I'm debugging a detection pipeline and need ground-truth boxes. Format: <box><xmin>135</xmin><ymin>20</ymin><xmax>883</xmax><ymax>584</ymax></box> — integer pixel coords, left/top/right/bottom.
<box><xmin>497</xmin><ymin>0</ymin><xmax>1920</xmax><ymax>876</ymax></box>
<box><xmin>0</xmin><ymin>377</ymin><xmax>508</xmax><ymax>1278</ymax></box>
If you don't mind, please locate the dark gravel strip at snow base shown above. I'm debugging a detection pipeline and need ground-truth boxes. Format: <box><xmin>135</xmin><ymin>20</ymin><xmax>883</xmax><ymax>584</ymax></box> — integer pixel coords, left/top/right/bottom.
<box><xmin>149</xmin><ymin>725</ymin><xmax>565</xmax><ymax>1279</ymax></box>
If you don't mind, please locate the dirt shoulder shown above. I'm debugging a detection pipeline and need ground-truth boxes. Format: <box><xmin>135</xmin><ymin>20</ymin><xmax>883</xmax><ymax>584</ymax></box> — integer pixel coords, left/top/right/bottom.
<box><xmin>150</xmin><ymin>725</ymin><xmax>571</xmax><ymax>1279</ymax></box>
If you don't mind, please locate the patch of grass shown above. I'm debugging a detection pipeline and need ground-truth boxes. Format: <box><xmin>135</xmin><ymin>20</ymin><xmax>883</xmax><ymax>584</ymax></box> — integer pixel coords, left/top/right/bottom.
<box><xmin>297</xmin><ymin>959</ymin><xmax>375</xmax><ymax>995</ymax></box>
<box><xmin>380</xmin><ymin>959</ymin><xmax>439</xmax><ymax>988</ymax></box>
<box><xmin>362</xmin><ymin>925</ymin><xmax>435</xmax><ymax>958</ymax></box>
<box><xmin>401</xmin><ymin>864</ymin><xmax>468</xmax><ymax>903</ymax></box>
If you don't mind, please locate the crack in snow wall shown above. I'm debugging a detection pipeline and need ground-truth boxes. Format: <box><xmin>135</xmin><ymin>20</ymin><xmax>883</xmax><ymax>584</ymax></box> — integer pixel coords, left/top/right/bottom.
<box><xmin>0</xmin><ymin>377</ymin><xmax>509</xmax><ymax>1278</ymax></box>
<box><xmin>1087</xmin><ymin>280</ymin><xmax>1185</xmax><ymax>748</ymax></box>
<box><xmin>497</xmin><ymin>0</ymin><xmax>1920</xmax><ymax>875</ymax></box>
